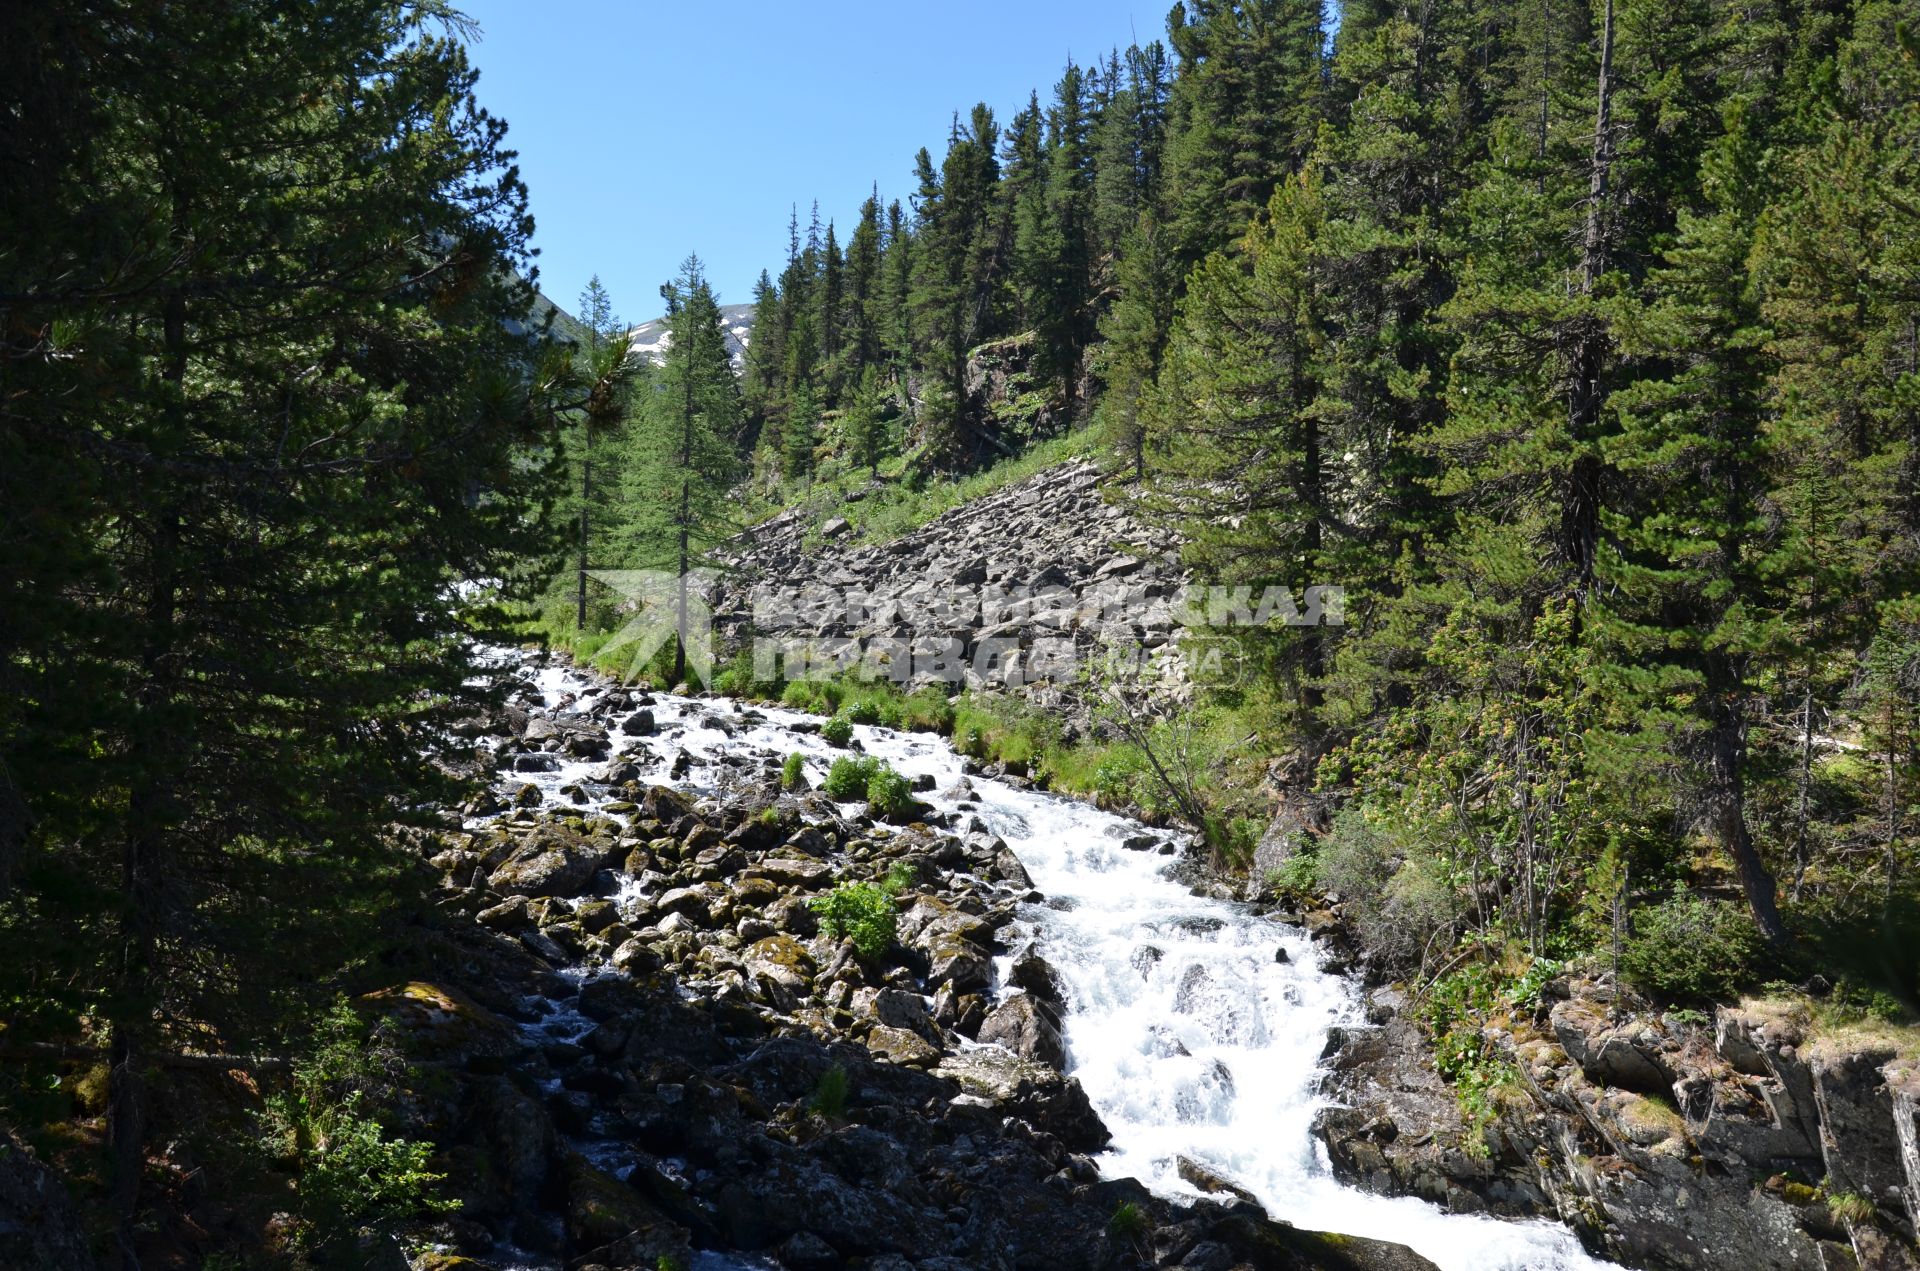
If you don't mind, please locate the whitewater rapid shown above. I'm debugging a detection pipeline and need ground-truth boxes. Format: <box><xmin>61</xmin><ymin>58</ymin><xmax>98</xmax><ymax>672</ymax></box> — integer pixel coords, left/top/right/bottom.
<box><xmin>494</xmin><ymin>654</ymin><xmax>1614</xmax><ymax>1271</ymax></box>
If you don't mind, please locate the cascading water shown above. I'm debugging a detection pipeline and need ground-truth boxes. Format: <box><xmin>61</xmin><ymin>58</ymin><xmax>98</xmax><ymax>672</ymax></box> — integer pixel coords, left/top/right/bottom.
<box><xmin>491</xmin><ymin>654</ymin><xmax>1615</xmax><ymax>1271</ymax></box>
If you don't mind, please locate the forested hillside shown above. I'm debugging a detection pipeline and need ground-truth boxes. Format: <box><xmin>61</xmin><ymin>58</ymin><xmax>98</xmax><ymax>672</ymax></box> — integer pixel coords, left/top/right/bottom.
<box><xmin>570</xmin><ymin>0</ymin><xmax>1920</xmax><ymax>1015</ymax></box>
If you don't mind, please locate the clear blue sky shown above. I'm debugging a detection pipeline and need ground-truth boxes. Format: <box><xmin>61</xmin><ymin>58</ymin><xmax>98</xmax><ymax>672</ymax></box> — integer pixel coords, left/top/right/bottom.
<box><xmin>457</xmin><ymin>1</ymin><xmax>1164</xmax><ymax>323</ymax></box>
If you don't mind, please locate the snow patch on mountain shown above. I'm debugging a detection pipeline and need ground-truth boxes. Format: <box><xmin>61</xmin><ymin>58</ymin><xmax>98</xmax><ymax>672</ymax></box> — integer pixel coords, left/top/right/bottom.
<box><xmin>624</xmin><ymin>302</ymin><xmax>756</xmax><ymax>371</ymax></box>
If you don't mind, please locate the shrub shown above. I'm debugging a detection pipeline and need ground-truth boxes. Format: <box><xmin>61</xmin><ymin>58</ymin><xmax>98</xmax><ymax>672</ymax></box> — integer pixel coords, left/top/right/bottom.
<box><xmin>809</xmin><ymin>1063</ymin><xmax>851</xmax><ymax>1119</ymax></box>
<box><xmin>1621</xmin><ymin>895</ymin><xmax>1765</xmax><ymax>1002</ymax></box>
<box><xmin>843</xmin><ymin>698</ymin><xmax>882</xmax><ymax>725</ymax></box>
<box><xmin>822</xmin><ymin>755</ymin><xmax>882</xmax><ymax>799</ymax></box>
<box><xmin>883</xmin><ymin>859</ymin><xmax>918</xmax><ymax>893</ymax></box>
<box><xmin>819</xmin><ymin>714</ymin><xmax>855</xmax><ymax>747</ymax></box>
<box><xmin>258</xmin><ymin>999</ymin><xmax>455</xmax><ymax>1248</ymax></box>
<box><xmin>866</xmin><ymin>765</ymin><xmax>916</xmax><ymax>819</ymax></box>
<box><xmin>810</xmin><ymin>880</ymin><xmax>897</xmax><ymax>958</ymax></box>
<box><xmin>781</xmin><ymin>751</ymin><xmax>807</xmax><ymax>791</ymax></box>
<box><xmin>782</xmin><ymin>678</ymin><xmax>846</xmax><ymax>715</ymax></box>
<box><xmin>1315</xmin><ymin>808</ymin><xmax>1456</xmax><ymax>974</ymax></box>
<box><xmin>1108</xmin><ymin>1199</ymin><xmax>1147</xmax><ymax>1242</ymax></box>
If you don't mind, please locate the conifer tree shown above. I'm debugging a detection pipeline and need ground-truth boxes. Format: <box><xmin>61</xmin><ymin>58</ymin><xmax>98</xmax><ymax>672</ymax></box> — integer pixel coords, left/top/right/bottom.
<box><xmin>1601</xmin><ymin>107</ymin><xmax>1791</xmax><ymax>944</ymax></box>
<box><xmin>614</xmin><ymin>256</ymin><xmax>742</xmax><ymax>682</ymax></box>
<box><xmin>0</xmin><ymin>2</ymin><xmax>558</xmax><ymax>1247</ymax></box>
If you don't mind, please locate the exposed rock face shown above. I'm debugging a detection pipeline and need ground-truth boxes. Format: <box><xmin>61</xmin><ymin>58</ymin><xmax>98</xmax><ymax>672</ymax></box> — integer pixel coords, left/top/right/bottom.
<box><xmin>1314</xmin><ymin>971</ymin><xmax>1920</xmax><ymax>1271</ymax></box>
<box><xmin>711</xmin><ymin>459</ymin><xmax>1188</xmax><ymax>723</ymax></box>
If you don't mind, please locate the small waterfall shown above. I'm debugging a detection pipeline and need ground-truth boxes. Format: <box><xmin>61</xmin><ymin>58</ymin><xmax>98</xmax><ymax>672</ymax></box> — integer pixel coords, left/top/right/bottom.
<box><xmin>489</xmin><ymin>654</ymin><xmax>1614</xmax><ymax>1271</ymax></box>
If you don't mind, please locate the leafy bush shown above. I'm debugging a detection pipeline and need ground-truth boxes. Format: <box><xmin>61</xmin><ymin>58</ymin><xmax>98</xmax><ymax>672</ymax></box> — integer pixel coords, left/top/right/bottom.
<box><xmin>819</xmin><ymin>713</ymin><xmax>854</xmax><ymax>747</ymax></box>
<box><xmin>1315</xmin><ymin>808</ymin><xmax>1457</xmax><ymax>974</ymax></box>
<box><xmin>810</xmin><ymin>881</ymin><xmax>898</xmax><ymax>958</ymax></box>
<box><xmin>822</xmin><ymin>755</ymin><xmax>882</xmax><ymax>799</ymax></box>
<box><xmin>866</xmin><ymin>765</ymin><xmax>916</xmax><ymax>819</ymax></box>
<box><xmin>781</xmin><ymin>751</ymin><xmax>807</xmax><ymax>791</ymax></box>
<box><xmin>782</xmin><ymin>678</ymin><xmax>846</xmax><ymax>715</ymax></box>
<box><xmin>258</xmin><ymin>999</ymin><xmax>455</xmax><ymax>1249</ymax></box>
<box><xmin>883</xmin><ymin>859</ymin><xmax>919</xmax><ymax>893</ymax></box>
<box><xmin>1420</xmin><ymin>964</ymin><xmax>1523</xmax><ymax>1154</ymax></box>
<box><xmin>1621</xmin><ymin>895</ymin><xmax>1765</xmax><ymax>1002</ymax></box>
<box><xmin>843</xmin><ymin>699</ymin><xmax>881</xmax><ymax>725</ymax></box>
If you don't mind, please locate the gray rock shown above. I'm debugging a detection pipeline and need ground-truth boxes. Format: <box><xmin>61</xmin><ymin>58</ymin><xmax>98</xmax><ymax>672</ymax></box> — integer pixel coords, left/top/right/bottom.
<box><xmin>977</xmin><ymin>992</ymin><xmax>1067</xmax><ymax>1070</ymax></box>
<box><xmin>0</xmin><ymin>1127</ymin><xmax>90</xmax><ymax>1271</ymax></box>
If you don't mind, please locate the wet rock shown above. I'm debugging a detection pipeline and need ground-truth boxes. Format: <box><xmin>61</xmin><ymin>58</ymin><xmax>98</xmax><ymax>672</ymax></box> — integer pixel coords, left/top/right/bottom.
<box><xmin>620</xmin><ymin>708</ymin><xmax>656</xmax><ymax>735</ymax></box>
<box><xmin>852</xmin><ymin>987</ymin><xmax>936</xmax><ymax>1039</ymax></box>
<box><xmin>563</xmin><ymin>1154</ymin><xmax>692</xmax><ymax>1264</ymax></box>
<box><xmin>611</xmin><ymin>937</ymin><xmax>662</xmax><ymax>976</ymax></box>
<box><xmin>745</xmin><ymin>856</ymin><xmax>833</xmax><ymax>889</ymax></box>
<box><xmin>1008</xmin><ymin>949</ymin><xmax>1067</xmax><ymax>1013</ymax></box>
<box><xmin>1175</xmin><ymin>1155</ymin><xmax>1260</xmax><ymax>1207</ymax></box>
<box><xmin>744</xmin><ymin>935</ymin><xmax>817</xmax><ymax>1009</ymax></box>
<box><xmin>357</xmin><ymin>981</ymin><xmax>520</xmax><ymax>1070</ymax></box>
<box><xmin>476</xmin><ymin>894</ymin><xmax>530</xmax><ymax>932</ymax></box>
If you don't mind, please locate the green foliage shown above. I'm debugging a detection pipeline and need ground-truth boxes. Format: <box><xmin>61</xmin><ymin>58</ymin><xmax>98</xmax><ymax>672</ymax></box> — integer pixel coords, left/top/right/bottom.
<box><xmin>1108</xmin><ymin>1199</ymin><xmax>1148</xmax><ymax>1242</ymax></box>
<box><xmin>258</xmin><ymin>1000</ymin><xmax>455</xmax><ymax>1248</ymax></box>
<box><xmin>808</xmin><ymin>1063</ymin><xmax>851</xmax><ymax>1119</ymax></box>
<box><xmin>0</xmin><ymin>1</ymin><xmax>558</xmax><ymax>1238</ymax></box>
<box><xmin>866</xmin><ymin>766</ymin><xmax>917</xmax><ymax>820</ymax></box>
<box><xmin>820</xmin><ymin>714</ymin><xmax>855</xmax><ymax>747</ymax></box>
<box><xmin>810</xmin><ymin>881</ymin><xmax>898</xmax><ymax>959</ymax></box>
<box><xmin>781</xmin><ymin>751</ymin><xmax>808</xmax><ymax>791</ymax></box>
<box><xmin>822</xmin><ymin>755</ymin><xmax>884</xmax><ymax>800</ymax></box>
<box><xmin>1621</xmin><ymin>896</ymin><xmax>1767</xmax><ymax>1003</ymax></box>
<box><xmin>1420</xmin><ymin>965</ymin><xmax>1527</xmax><ymax>1154</ymax></box>
<box><xmin>1823</xmin><ymin>1187</ymin><xmax>1878</xmax><ymax>1225</ymax></box>
<box><xmin>884</xmin><ymin>859</ymin><xmax>920</xmax><ymax>893</ymax></box>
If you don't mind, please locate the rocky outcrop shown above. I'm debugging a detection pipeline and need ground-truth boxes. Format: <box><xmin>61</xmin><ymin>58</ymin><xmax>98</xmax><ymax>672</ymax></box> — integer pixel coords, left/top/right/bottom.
<box><xmin>1314</xmin><ymin>970</ymin><xmax>1920</xmax><ymax>1271</ymax></box>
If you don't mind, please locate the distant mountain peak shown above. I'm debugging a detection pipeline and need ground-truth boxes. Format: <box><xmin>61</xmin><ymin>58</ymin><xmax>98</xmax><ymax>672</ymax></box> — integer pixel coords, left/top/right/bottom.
<box><xmin>625</xmin><ymin>303</ymin><xmax>756</xmax><ymax>371</ymax></box>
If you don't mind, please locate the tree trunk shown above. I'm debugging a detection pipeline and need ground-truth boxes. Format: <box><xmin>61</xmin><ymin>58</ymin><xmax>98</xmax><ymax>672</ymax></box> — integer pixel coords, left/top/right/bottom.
<box><xmin>1709</xmin><ymin>693</ymin><xmax>1790</xmax><ymax>947</ymax></box>
<box><xmin>1562</xmin><ymin>0</ymin><xmax>1615</xmax><ymax>595</ymax></box>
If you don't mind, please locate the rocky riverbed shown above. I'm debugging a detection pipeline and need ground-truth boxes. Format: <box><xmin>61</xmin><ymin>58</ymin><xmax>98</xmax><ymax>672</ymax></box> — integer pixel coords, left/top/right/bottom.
<box><xmin>373</xmin><ymin>646</ymin><xmax>1627</xmax><ymax>1271</ymax></box>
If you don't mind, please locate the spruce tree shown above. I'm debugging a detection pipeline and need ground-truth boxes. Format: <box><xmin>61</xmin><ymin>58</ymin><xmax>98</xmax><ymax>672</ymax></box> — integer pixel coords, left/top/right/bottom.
<box><xmin>614</xmin><ymin>257</ymin><xmax>742</xmax><ymax>683</ymax></box>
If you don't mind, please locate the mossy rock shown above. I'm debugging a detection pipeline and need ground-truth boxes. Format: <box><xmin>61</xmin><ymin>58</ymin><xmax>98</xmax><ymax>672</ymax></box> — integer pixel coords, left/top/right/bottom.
<box><xmin>357</xmin><ymin>981</ymin><xmax>519</xmax><ymax>1069</ymax></box>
